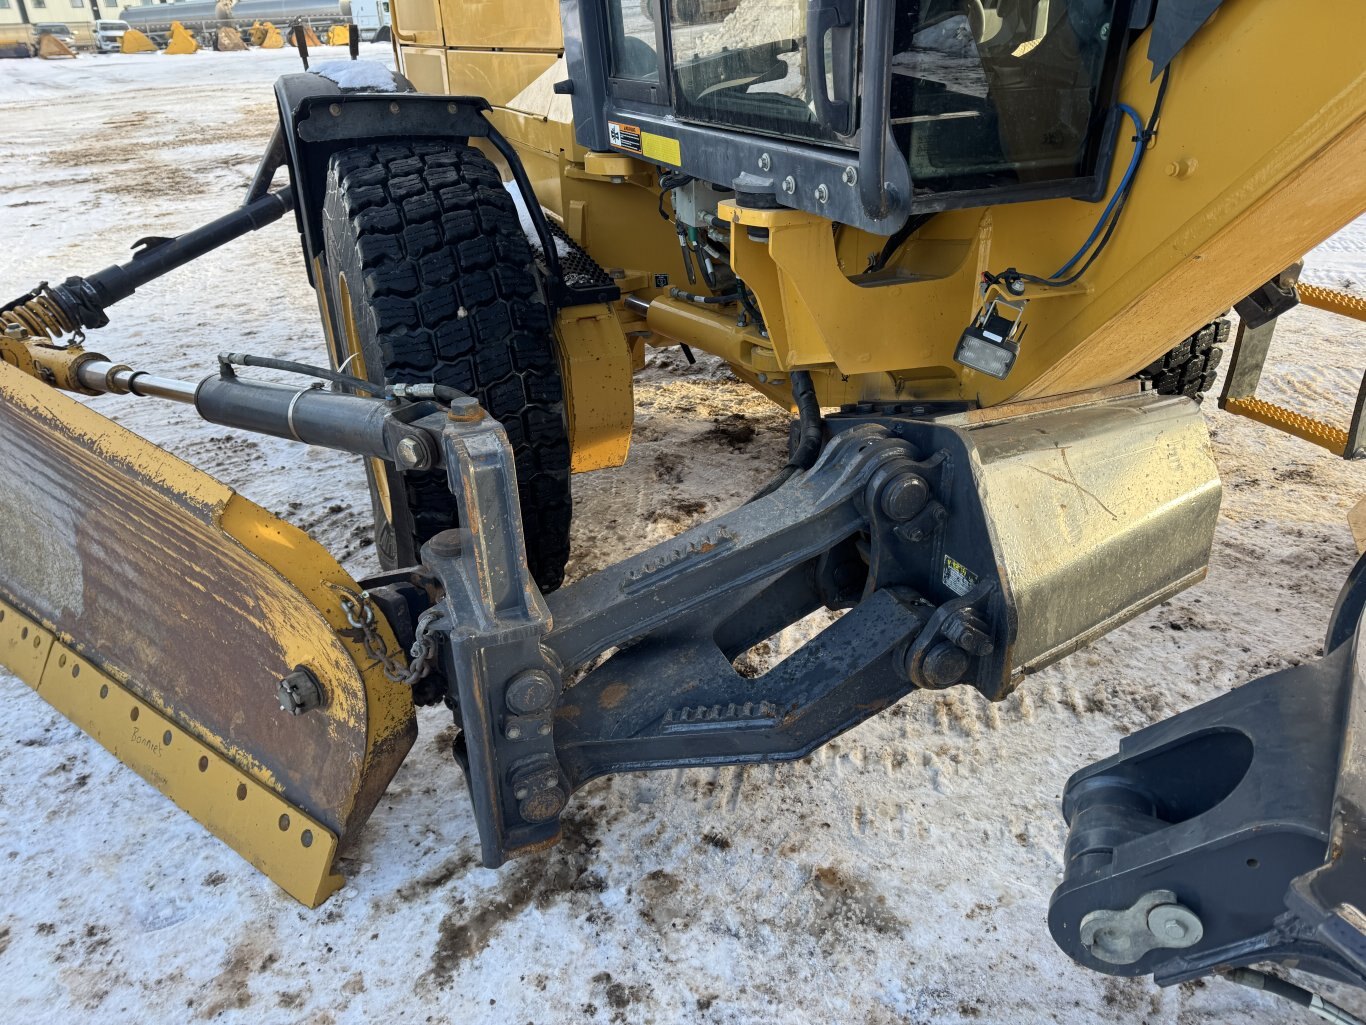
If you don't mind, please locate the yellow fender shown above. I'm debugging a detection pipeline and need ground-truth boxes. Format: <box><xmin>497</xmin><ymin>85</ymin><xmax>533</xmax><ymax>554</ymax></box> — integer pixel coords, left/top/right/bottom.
<box><xmin>327</xmin><ymin>24</ymin><xmax>351</xmax><ymax>46</ymax></box>
<box><xmin>37</xmin><ymin>33</ymin><xmax>77</xmax><ymax>59</ymax></box>
<box><xmin>164</xmin><ymin>21</ymin><xmax>199</xmax><ymax>54</ymax></box>
<box><xmin>120</xmin><ymin>27</ymin><xmax>158</xmax><ymax>53</ymax></box>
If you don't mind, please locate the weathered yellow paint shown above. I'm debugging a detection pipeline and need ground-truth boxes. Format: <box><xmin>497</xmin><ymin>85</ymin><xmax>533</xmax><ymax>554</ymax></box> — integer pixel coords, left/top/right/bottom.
<box><xmin>0</xmin><ymin>359</ymin><xmax>416</xmax><ymax>902</ymax></box>
<box><xmin>554</xmin><ymin>304</ymin><xmax>634</xmax><ymax>472</ymax></box>
<box><xmin>1222</xmin><ymin>395</ymin><xmax>1351</xmax><ymax>457</ymax></box>
<box><xmin>3</xmin><ymin>603</ymin><xmax>344</xmax><ymax>907</ymax></box>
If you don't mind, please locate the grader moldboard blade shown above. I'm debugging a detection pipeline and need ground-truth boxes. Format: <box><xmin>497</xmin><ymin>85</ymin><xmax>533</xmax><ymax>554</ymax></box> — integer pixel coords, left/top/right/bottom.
<box><xmin>0</xmin><ymin>359</ymin><xmax>415</xmax><ymax>906</ymax></box>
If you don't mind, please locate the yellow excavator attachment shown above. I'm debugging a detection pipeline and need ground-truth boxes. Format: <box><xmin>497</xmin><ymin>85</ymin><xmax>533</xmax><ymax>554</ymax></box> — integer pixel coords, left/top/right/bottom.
<box><xmin>0</xmin><ymin>359</ymin><xmax>416</xmax><ymax>906</ymax></box>
<box><xmin>120</xmin><ymin>28</ymin><xmax>158</xmax><ymax>54</ymax></box>
<box><xmin>253</xmin><ymin>21</ymin><xmax>284</xmax><ymax>48</ymax></box>
<box><xmin>215</xmin><ymin>25</ymin><xmax>248</xmax><ymax>51</ymax></box>
<box><xmin>37</xmin><ymin>33</ymin><xmax>76</xmax><ymax>59</ymax></box>
<box><xmin>164</xmin><ymin>21</ymin><xmax>199</xmax><ymax>55</ymax></box>
<box><xmin>327</xmin><ymin>24</ymin><xmax>351</xmax><ymax>46</ymax></box>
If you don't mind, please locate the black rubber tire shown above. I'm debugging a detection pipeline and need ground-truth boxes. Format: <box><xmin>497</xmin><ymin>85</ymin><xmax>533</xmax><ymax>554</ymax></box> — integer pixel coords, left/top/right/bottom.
<box><xmin>321</xmin><ymin>141</ymin><xmax>572</xmax><ymax>592</ymax></box>
<box><xmin>1138</xmin><ymin>319</ymin><xmax>1228</xmax><ymax>400</ymax></box>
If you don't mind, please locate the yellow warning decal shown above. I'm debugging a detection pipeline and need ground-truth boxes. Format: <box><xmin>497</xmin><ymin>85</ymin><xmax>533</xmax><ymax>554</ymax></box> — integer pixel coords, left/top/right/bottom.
<box><xmin>608</xmin><ymin>120</ymin><xmax>681</xmax><ymax>166</ymax></box>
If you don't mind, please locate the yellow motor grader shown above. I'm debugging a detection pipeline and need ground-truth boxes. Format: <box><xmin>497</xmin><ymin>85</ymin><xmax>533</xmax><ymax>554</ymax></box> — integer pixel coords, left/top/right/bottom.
<box><xmin>2</xmin><ymin>0</ymin><xmax>1365</xmax><ymax>1001</ymax></box>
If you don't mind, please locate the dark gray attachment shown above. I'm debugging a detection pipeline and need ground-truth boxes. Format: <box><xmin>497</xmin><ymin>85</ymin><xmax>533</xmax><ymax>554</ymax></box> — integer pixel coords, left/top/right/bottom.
<box><xmin>1049</xmin><ymin>552</ymin><xmax>1366</xmax><ymax>988</ymax></box>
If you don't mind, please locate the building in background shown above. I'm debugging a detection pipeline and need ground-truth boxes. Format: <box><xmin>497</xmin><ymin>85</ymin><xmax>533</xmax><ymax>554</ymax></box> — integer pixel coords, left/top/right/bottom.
<box><xmin>0</xmin><ymin>0</ymin><xmax>116</xmax><ymax>47</ymax></box>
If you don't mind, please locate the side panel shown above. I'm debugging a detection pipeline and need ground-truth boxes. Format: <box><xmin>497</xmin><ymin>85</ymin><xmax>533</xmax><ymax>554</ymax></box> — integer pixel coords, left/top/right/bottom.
<box><xmin>390</xmin><ymin>0</ymin><xmax>443</xmax><ymax>49</ymax></box>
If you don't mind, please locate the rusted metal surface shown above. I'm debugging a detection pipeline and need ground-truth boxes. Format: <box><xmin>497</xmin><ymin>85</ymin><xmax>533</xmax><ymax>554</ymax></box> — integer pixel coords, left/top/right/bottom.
<box><xmin>0</xmin><ymin>361</ymin><xmax>415</xmax><ymax>855</ymax></box>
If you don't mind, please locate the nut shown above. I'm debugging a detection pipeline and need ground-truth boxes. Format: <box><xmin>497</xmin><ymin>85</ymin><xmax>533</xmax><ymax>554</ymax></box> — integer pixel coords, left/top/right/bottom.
<box><xmin>277</xmin><ymin>666</ymin><xmax>323</xmax><ymax>715</ymax></box>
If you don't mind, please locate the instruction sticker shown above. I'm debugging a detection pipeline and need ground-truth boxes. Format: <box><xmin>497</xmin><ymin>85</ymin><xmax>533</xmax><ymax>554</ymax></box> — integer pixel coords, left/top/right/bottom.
<box><xmin>943</xmin><ymin>555</ymin><xmax>977</xmax><ymax>596</ymax></box>
<box><xmin>608</xmin><ymin>120</ymin><xmax>643</xmax><ymax>154</ymax></box>
<box><xmin>608</xmin><ymin>121</ymin><xmax>682</xmax><ymax>166</ymax></box>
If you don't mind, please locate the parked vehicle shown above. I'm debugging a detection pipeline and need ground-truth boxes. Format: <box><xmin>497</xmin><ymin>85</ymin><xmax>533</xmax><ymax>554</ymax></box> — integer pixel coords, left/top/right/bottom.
<box><xmin>94</xmin><ymin>20</ymin><xmax>131</xmax><ymax>53</ymax></box>
<box><xmin>33</xmin><ymin>23</ymin><xmax>78</xmax><ymax>51</ymax></box>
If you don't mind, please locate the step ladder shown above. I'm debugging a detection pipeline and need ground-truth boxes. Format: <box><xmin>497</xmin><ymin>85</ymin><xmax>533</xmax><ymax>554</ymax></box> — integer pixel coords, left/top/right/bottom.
<box><xmin>1220</xmin><ymin>281</ymin><xmax>1366</xmax><ymax>460</ymax></box>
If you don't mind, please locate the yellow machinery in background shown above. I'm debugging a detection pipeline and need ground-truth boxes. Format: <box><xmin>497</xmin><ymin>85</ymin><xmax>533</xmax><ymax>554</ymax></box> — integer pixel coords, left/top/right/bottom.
<box><xmin>2</xmin><ymin>0</ymin><xmax>1366</xmax><ymax>1003</ymax></box>
<box><xmin>164</xmin><ymin>20</ymin><xmax>199</xmax><ymax>54</ymax></box>
<box><xmin>120</xmin><ymin>27</ymin><xmax>159</xmax><ymax>54</ymax></box>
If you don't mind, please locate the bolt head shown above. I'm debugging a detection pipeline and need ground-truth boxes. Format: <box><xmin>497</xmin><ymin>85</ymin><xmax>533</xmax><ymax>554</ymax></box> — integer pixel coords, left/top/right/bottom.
<box><xmin>328</xmin><ymin>103</ymin><xmax>342</xmax><ymax>116</ymax></box>
<box><xmin>506</xmin><ymin>669</ymin><xmax>556</xmax><ymax>714</ymax></box>
<box><xmin>276</xmin><ymin>667</ymin><xmax>323</xmax><ymax>715</ymax></box>
<box><xmin>519</xmin><ymin>785</ymin><xmax>566</xmax><ymax>823</ymax></box>
<box><xmin>395</xmin><ymin>435</ymin><xmax>426</xmax><ymax>469</ymax></box>
<box><xmin>920</xmin><ymin>641</ymin><xmax>970</xmax><ymax>689</ymax></box>
<box><xmin>782</xmin><ymin>175</ymin><xmax>796</xmax><ymax>195</ymax></box>
<box><xmin>758</xmin><ymin>152</ymin><xmax>772</xmax><ymax>171</ymax></box>
<box><xmin>814</xmin><ymin>184</ymin><xmax>829</xmax><ymax>204</ymax></box>
<box><xmin>880</xmin><ymin>473</ymin><xmax>930</xmax><ymax>522</ymax></box>
<box><xmin>505</xmin><ymin>723</ymin><xmax>523</xmax><ymax>741</ymax></box>
<box><xmin>425</xmin><ymin>529</ymin><xmax>463</xmax><ymax>559</ymax></box>
<box><xmin>4</xmin><ymin>323</ymin><xmax>26</xmax><ymax>338</ymax></box>
<box><xmin>842</xmin><ymin>166</ymin><xmax>857</xmax><ymax>186</ymax></box>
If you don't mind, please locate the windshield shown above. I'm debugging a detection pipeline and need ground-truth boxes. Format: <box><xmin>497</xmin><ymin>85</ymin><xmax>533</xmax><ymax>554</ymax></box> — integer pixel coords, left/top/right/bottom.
<box><xmin>36</xmin><ymin>24</ymin><xmax>71</xmax><ymax>34</ymax></box>
<box><xmin>890</xmin><ymin>0</ymin><xmax>1122</xmax><ymax>198</ymax></box>
<box><xmin>668</xmin><ymin>0</ymin><xmax>853</xmax><ymax>145</ymax></box>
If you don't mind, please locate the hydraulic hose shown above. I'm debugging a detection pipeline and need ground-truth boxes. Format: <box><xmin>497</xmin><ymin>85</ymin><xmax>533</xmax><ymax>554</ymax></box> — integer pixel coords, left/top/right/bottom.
<box><xmin>749</xmin><ymin>370</ymin><xmax>823</xmax><ymax>502</ymax></box>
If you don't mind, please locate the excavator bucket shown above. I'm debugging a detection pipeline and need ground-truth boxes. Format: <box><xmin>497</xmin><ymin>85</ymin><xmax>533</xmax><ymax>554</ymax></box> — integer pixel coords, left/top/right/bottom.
<box><xmin>288</xmin><ymin>24</ymin><xmax>322</xmax><ymax>47</ymax></box>
<box><xmin>164</xmin><ymin>21</ymin><xmax>199</xmax><ymax>54</ymax></box>
<box><xmin>327</xmin><ymin>24</ymin><xmax>350</xmax><ymax>45</ymax></box>
<box><xmin>256</xmin><ymin>21</ymin><xmax>284</xmax><ymax>48</ymax></box>
<box><xmin>37</xmin><ymin>34</ymin><xmax>76</xmax><ymax>59</ymax></box>
<box><xmin>120</xmin><ymin>27</ymin><xmax>158</xmax><ymax>53</ymax></box>
<box><xmin>215</xmin><ymin>25</ymin><xmax>247</xmax><ymax>51</ymax></box>
<box><xmin>0</xmin><ymin>359</ymin><xmax>416</xmax><ymax>906</ymax></box>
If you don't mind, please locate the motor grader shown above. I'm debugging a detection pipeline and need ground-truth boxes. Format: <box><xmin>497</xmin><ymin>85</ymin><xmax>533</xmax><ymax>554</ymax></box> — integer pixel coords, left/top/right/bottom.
<box><xmin>2</xmin><ymin>0</ymin><xmax>1365</xmax><ymax>1002</ymax></box>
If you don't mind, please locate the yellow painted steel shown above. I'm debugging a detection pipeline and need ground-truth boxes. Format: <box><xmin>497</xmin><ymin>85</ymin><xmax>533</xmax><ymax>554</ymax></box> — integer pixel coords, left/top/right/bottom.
<box><xmin>439</xmin><ymin>0</ymin><xmax>559</xmax><ymax>49</ymax></box>
<box><xmin>1</xmin><ymin>599</ymin><xmax>344</xmax><ymax>906</ymax></box>
<box><xmin>327</xmin><ymin>24</ymin><xmax>351</xmax><ymax>46</ymax></box>
<box><xmin>0</xmin><ymin>357</ymin><xmax>416</xmax><ymax>903</ymax></box>
<box><xmin>398</xmin><ymin>0</ymin><xmax>1366</xmax><ymax>415</ymax></box>
<box><xmin>1223</xmin><ymin>395</ymin><xmax>1351</xmax><ymax>457</ymax></box>
<box><xmin>553</xmin><ymin>304</ymin><xmax>634</xmax><ymax>472</ymax></box>
<box><xmin>164</xmin><ymin>21</ymin><xmax>200</xmax><ymax>55</ymax></box>
<box><xmin>1300</xmin><ymin>283</ymin><xmax>1366</xmax><ymax>323</ymax></box>
<box><xmin>120</xmin><ymin>28</ymin><xmax>158</xmax><ymax>54</ymax></box>
<box><xmin>253</xmin><ymin>21</ymin><xmax>284</xmax><ymax>48</ymax></box>
<box><xmin>37</xmin><ymin>33</ymin><xmax>77</xmax><ymax>59</ymax></box>
<box><xmin>446</xmin><ymin>49</ymin><xmax>559</xmax><ymax>106</ymax></box>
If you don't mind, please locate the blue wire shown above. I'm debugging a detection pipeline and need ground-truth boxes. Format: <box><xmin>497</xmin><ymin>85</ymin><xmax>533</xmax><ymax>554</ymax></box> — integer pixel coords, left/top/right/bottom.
<box><xmin>1050</xmin><ymin>103</ymin><xmax>1146</xmax><ymax>279</ymax></box>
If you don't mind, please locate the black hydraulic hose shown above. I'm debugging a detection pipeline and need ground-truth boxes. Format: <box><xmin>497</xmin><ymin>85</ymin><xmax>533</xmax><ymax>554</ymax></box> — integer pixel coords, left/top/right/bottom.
<box><xmin>1223</xmin><ymin>968</ymin><xmax>1364</xmax><ymax>1025</ymax></box>
<box><xmin>749</xmin><ymin>370</ymin><xmax>823</xmax><ymax>502</ymax></box>
<box><xmin>669</xmin><ymin>287</ymin><xmax>738</xmax><ymax>305</ymax></box>
<box><xmin>218</xmin><ymin>351</ymin><xmax>387</xmax><ymax>395</ymax></box>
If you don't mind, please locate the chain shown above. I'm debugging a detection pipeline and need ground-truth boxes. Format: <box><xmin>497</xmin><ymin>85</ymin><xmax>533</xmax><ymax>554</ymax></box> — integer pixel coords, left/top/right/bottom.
<box><xmin>325</xmin><ymin>582</ymin><xmax>445</xmax><ymax>688</ymax></box>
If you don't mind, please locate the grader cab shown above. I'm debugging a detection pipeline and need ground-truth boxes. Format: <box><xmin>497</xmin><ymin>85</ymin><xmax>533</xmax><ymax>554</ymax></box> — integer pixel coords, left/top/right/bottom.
<box><xmin>2</xmin><ymin>0</ymin><xmax>1364</xmax><ymax>998</ymax></box>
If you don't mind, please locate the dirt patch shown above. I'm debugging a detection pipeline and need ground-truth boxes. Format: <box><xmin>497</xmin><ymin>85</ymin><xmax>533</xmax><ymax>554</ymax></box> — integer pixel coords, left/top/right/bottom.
<box><xmin>703</xmin><ymin>413</ymin><xmax>758</xmax><ymax>450</ymax></box>
<box><xmin>423</xmin><ymin>813</ymin><xmax>604</xmax><ymax>989</ymax></box>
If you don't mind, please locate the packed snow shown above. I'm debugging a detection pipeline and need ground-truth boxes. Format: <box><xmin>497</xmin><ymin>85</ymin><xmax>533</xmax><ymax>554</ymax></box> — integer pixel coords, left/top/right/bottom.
<box><xmin>0</xmin><ymin>45</ymin><xmax>1363</xmax><ymax>1025</ymax></box>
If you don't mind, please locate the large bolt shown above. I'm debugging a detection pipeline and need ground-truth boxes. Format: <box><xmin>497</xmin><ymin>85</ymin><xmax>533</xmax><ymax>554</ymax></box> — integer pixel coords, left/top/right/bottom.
<box><xmin>879</xmin><ymin>473</ymin><xmax>930</xmax><ymax>522</ymax></box>
<box><xmin>782</xmin><ymin>175</ymin><xmax>796</xmax><ymax>195</ymax></box>
<box><xmin>4</xmin><ymin>323</ymin><xmax>26</xmax><ymax>339</ymax></box>
<box><xmin>920</xmin><ymin>642</ymin><xmax>969</xmax><ymax>689</ymax></box>
<box><xmin>520</xmin><ymin>785</ymin><xmax>567</xmax><ymax>823</ymax></box>
<box><xmin>277</xmin><ymin>666</ymin><xmax>324</xmax><ymax>715</ymax></box>
<box><xmin>943</xmin><ymin>610</ymin><xmax>994</xmax><ymax>656</ymax></box>
<box><xmin>395</xmin><ymin>435</ymin><xmax>428</xmax><ymax>469</ymax></box>
<box><xmin>506</xmin><ymin>669</ymin><xmax>556</xmax><ymax>714</ymax></box>
<box><xmin>426</xmin><ymin>529</ymin><xmax>463</xmax><ymax>558</ymax></box>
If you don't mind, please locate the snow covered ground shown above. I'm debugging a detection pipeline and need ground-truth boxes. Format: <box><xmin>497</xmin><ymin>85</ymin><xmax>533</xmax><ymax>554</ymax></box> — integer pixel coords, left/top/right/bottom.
<box><xmin>0</xmin><ymin>47</ymin><xmax>1364</xmax><ymax>1025</ymax></box>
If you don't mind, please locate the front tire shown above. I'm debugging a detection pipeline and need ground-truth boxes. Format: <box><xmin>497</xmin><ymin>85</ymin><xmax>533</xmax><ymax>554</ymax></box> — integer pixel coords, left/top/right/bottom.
<box><xmin>321</xmin><ymin>141</ymin><xmax>573</xmax><ymax>592</ymax></box>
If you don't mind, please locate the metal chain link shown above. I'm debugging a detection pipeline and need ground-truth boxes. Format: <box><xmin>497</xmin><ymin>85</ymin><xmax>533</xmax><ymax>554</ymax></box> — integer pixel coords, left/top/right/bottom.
<box><xmin>325</xmin><ymin>582</ymin><xmax>444</xmax><ymax>688</ymax></box>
